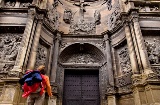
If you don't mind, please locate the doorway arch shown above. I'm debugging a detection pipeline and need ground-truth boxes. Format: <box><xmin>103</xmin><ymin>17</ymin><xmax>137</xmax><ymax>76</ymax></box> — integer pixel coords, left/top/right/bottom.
<box><xmin>57</xmin><ymin>43</ymin><xmax>107</xmax><ymax>105</ymax></box>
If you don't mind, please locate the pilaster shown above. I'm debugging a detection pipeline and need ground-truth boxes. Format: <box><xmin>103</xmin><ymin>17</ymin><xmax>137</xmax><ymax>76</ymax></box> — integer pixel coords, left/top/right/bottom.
<box><xmin>11</xmin><ymin>7</ymin><xmax>36</xmax><ymax>74</ymax></box>
<box><xmin>50</xmin><ymin>32</ymin><xmax>62</xmax><ymax>83</ymax></box>
<box><xmin>130</xmin><ymin>11</ymin><xmax>153</xmax><ymax>75</ymax></box>
<box><xmin>104</xmin><ymin>35</ymin><xmax>114</xmax><ymax>86</ymax></box>
<box><xmin>27</xmin><ymin>14</ymin><xmax>44</xmax><ymax>69</ymax></box>
<box><xmin>124</xmin><ymin>21</ymin><xmax>139</xmax><ymax>74</ymax></box>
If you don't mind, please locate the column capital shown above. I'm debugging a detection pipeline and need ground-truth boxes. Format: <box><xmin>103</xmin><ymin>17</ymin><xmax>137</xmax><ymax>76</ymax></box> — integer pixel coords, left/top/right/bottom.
<box><xmin>129</xmin><ymin>11</ymin><xmax>139</xmax><ymax>22</ymax></box>
<box><xmin>28</xmin><ymin>8</ymin><xmax>36</xmax><ymax>19</ymax></box>
<box><xmin>103</xmin><ymin>34</ymin><xmax>110</xmax><ymax>42</ymax></box>
<box><xmin>36</xmin><ymin>14</ymin><xmax>44</xmax><ymax>21</ymax></box>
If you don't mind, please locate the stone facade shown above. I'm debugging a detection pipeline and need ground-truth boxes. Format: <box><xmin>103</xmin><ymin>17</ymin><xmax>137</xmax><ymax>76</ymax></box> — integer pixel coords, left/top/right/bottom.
<box><xmin>0</xmin><ymin>0</ymin><xmax>160</xmax><ymax>105</ymax></box>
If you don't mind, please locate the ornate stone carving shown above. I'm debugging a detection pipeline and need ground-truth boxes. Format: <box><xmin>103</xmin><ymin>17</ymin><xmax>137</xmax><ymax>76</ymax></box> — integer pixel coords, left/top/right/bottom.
<box><xmin>20</xmin><ymin>2</ymin><xmax>31</xmax><ymax>8</ymax></box>
<box><xmin>118</xmin><ymin>48</ymin><xmax>132</xmax><ymax>74</ymax></box>
<box><xmin>8</xmin><ymin>70</ymin><xmax>19</xmax><ymax>77</ymax></box>
<box><xmin>94</xmin><ymin>10</ymin><xmax>101</xmax><ymax>25</ymax></box>
<box><xmin>0</xmin><ymin>34</ymin><xmax>22</xmax><ymax>61</ymax></box>
<box><xmin>106</xmin><ymin>86</ymin><xmax>116</xmax><ymax>95</ymax></box>
<box><xmin>4</xmin><ymin>1</ymin><xmax>16</xmax><ymax>8</ymax></box>
<box><xmin>132</xmin><ymin>74</ymin><xmax>143</xmax><ymax>85</ymax></box>
<box><xmin>107</xmin><ymin>0</ymin><xmax>121</xmax><ymax>30</ymax></box>
<box><xmin>66</xmin><ymin>53</ymin><xmax>100</xmax><ymax>64</ymax></box>
<box><xmin>69</xmin><ymin>19</ymin><xmax>96</xmax><ymax>35</ymax></box>
<box><xmin>47</xmin><ymin>5</ymin><xmax>60</xmax><ymax>29</ymax></box>
<box><xmin>151</xmin><ymin>66</ymin><xmax>160</xmax><ymax>76</ymax></box>
<box><xmin>35</xmin><ymin>43</ymin><xmax>48</xmax><ymax>68</ymax></box>
<box><xmin>0</xmin><ymin>64</ymin><xmax>14</xmax><ymax>73</ymax></box>
<box><xmin>138</xmin><ymin>6</ymin><xmax>159</xmax><ymax>12</ymax></box>
<box><xmin>145</xmin><ymin>39</ymin><xmax>160</xmax><ymax>64</ymax></box>
<box><xmin>118</xmin><ymin>85</ymin><xmax>132</xmax><ymax>93</ymax></box>
<box><xmin>63</xmin><ymin>8</ymin><xmax>72</xmax><ymax>24</ymax></box>
<box><xmin>73</xmin><ymin>0</ymin><xmax>90</xmax><ymax>19</ymax></box>
<box><xmin>115</xmin><ymin>72</ymin><xmax>132</xmax><ymax>87</ymax></box>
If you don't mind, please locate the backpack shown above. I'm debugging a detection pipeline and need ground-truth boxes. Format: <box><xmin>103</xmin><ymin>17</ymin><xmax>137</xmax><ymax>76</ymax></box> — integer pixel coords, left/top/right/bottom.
<box><xmin>19</xmin><ymin>70</ymin><xmax>42</xmax><ymax>86</ymax></box>
<box><xmin>19</xmin><ymin>70</ymin><xmax>44</xmax><ymax>98</ymax></box>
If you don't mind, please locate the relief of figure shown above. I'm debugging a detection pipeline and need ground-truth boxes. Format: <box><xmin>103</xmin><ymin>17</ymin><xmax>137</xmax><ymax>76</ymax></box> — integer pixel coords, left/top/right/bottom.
<box><xmin>0</xmin><ymin>35</ymin><xmax>22</xmax><ymax>61</ymax></box>
<box><xmin>119</xmin><ymin>48</ymin><xmax>131</xmax><ymax>74</ymax></box>
<box><xmin>63</xmin><ymin>8</ymin><xmax>72</xmax><ymax>24</ymax></box>
<box><xmin>145</xmin><ymin>39</ymin><xmax>160</xmax><ymax>64</ymax></box>
<box><xmin>73</xmin><ymin>0</ymin><xmax>90</xmax><ymax>20</ymax></box>
<box><xmin>94</xmin><ymin>10</ymin><xmax>101</xmax><ymax>25</ymax></box>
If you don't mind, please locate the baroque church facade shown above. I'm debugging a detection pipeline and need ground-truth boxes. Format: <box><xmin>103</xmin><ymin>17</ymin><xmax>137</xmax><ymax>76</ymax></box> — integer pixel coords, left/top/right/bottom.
<box><xmin>0</xmin><ymin>0</ymin><xmax>160</xmax><ymax>105</ymax></box>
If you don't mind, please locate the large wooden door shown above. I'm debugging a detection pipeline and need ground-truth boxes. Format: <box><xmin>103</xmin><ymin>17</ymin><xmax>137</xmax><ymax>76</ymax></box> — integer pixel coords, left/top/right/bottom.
<box><xmin>63</xmin><ymin>70</ymin><xmax>100</xmax><ymax>105</ymax></box>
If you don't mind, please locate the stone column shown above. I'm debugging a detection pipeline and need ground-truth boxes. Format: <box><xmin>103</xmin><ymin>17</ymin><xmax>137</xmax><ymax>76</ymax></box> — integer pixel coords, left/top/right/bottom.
<box><xmin>27</xmin><ymin>16</ymin><xmax>43</xmax><ymax>69</ymax></box>
<box><xmin>124</xmin><ymin>21</ymin><xmax>139</xmax><ymax>74</ymax></box>
<box><xmin>104</xmin><ymin>35</ymin><xmax>114</xmax><ymax>86</ymax></box>
<box><xmin>50</xmin><ymin>32</ymin><xmax>61</xmax><ymax>83</ymax></box>
<box><xmin>131</xmin><ymin>12</ymin><xmax>153</xmax><ymax>74</ymax></box>
<box><xmin>12</xmin><ymin>8</ymin><xmax>36</xmax><ymax>73</ymax></box>
<box><xmin>129</xmin><ymin>22</ymin><xmax>143</xmax><ymax>71</ymax></box>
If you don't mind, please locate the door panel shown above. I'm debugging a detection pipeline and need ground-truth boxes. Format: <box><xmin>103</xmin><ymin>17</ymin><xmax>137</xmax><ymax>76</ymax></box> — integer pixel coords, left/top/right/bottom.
<box><xmin>63</xmin><ymin>70</ymin><xmax>100</xmax><ymax>105</ymax></box>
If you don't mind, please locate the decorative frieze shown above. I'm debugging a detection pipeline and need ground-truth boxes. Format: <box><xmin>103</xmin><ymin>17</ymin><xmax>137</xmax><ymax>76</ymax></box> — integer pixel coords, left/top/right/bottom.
<box><xmin>4</xmin><ymin>1</ymin><xmax>16</xmax><ymax>8</ymax></box>
<box><xmin>69</xmin><ymin>19</ymin><xmax>96</xmax><ymax>35</ymax></box>
<box><xmin>137</xmin><ymin>6</ymin><xmax>159</xmax><ymax>12</ymax></box>
<box><xmin>66</xmin><ymin>53</ymin><xmax>99</xmax><ymax>64</ymax></box>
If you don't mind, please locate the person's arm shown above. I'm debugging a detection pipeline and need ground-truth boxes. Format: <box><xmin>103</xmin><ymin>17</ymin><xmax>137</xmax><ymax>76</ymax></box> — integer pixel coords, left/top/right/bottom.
<box><xmin>45</xmin><ymin>76</ymin><xmax>53</xmax><ymax>97</ymax></box>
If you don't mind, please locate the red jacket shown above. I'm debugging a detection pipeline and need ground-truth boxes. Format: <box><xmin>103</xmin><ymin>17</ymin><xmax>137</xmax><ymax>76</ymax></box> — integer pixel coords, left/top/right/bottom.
<box><xmin>22</xmin><ymin>72</ymin><xmax>46</xmax><ymax>98</ymax></box>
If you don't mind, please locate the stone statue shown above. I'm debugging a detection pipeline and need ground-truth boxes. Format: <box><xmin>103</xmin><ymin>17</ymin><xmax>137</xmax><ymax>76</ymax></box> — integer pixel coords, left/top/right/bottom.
<box><xmin>63</xmin><ymin>8</ymin><xmax>72</xmax><ymax>24</ymax></box>
<box><xmin>94</xmin><ymin>10</ymin><xmax>101</xmax><ymax>25</ymax></box>
<box><xmin>73</xmin><ymin>0</ymin><xmax>90</xmax><ymax>20</ymax></box>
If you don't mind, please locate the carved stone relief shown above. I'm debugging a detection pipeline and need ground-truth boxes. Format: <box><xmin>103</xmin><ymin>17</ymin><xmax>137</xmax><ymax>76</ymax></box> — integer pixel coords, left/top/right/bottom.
<box><xmin>137</xmin><ymin>5</ymin><xmax>159</xmax><ymax>12</ymax></box>
<box><xmin>115</xmin><ymin>72</ymin><xmax>132</xmax><ymax>93</ymax></box>
<box><xmin>118</xmin><ymin>47</ymin><xmax>132</xmax><ymax>74</ymax></box>
<box><xmin>94</xmin><ymin>10</ymin><xmax>101</xmax><ymax>25</ymax></box>
<box><xmin>107</xmin><ymin>0</ymin><xmax>121</xmax><ymax>30</ymax></box>
<box><xmin>35</xmin><ymin>43</ymin><xmax>48</xmax><ymax>68</ymax></box>
<box><xmin>47</xmin><ymin>5</ymin><xmax>60</xmax><ymax>30</ymax></box>
<box><xmin>66</xmin><ymin>53</ymin><xmax>100</xmax><ymax>64</ymax></box>
<box><xmin>144</xmin><ymin>38</ymin><xmax>160</xmax><ymax>64</ymax></box>
<box><xmin>63</xmin><ymin>8</ymin><xmax>72</xmax><ymax>24</ymax></box>
<box><xmin>0</xmin><ymin>34</ymin><xmax>22</xmax><ymax>72</ymax></box>
<box><xmin>69</xmin><ymin>19</ymin><xmax>96</xmax><ymax>35</ymax></box>
<box><xmin>0</xmin><ymin>34</ymin><xmax>22</xmax><ymax>61</ymax></box>
<box><xmin>4</xmin><ymin>1</ymin><xmax>16</xmax><ymax>8</ymax></box>
<box><xmin>20</xmin><ymin>2</ymin><xmax>31</xmax><ymax>8</ymax></box>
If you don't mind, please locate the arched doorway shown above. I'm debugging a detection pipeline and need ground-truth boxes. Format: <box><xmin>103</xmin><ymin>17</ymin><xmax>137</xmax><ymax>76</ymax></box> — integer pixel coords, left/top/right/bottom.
<box><xmin>58</xmin><ymin>43</ymin><xmax>106</xmax><ymax>105</ymax></box>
